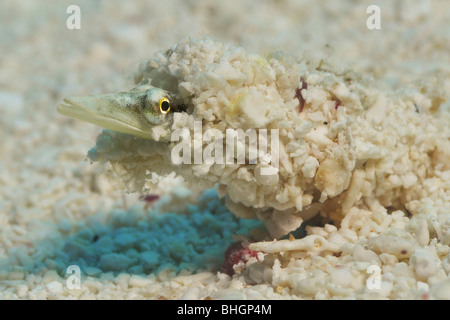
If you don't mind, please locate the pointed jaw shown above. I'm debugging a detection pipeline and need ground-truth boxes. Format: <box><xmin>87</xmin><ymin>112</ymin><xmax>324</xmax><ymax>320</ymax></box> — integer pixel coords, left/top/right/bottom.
<box><xmin>58</xmin><ymin>93</ymin><xmax>157</xmax><ymax>140</ymax></box>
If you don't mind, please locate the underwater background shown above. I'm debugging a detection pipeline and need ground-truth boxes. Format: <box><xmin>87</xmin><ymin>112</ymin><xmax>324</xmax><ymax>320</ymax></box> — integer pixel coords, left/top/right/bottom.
<box><xmin>0</xmin><ymin>0</ymin><xmax>448</xmax><ymax>299</ymax></box>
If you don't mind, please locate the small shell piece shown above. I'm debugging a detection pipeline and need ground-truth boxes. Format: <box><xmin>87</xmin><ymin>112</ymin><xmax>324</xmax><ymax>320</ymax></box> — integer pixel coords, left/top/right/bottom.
<box><xmin>409</xmin><ymin>250</ymin><xmax>438</xmax><ymax>281</ymax></box>
<box><xmin>314</xmin><ymin>158</ymin><xmax>352</xmax><ymax>198</ymax></box>
<box><xmin>249</xmin><ymin>235</ymin><xmax>340</xmax><ymax>253</ymax></box>
<box><xmin>367</xmin><ymin>235</ymin><xmax>417</xmax><ymax>258</ymax></box>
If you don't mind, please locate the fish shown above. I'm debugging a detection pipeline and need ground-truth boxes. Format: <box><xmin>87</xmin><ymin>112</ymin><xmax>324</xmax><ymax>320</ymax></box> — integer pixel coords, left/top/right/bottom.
<box><xmin>58</xmin><ymin>37</ymin><xmax>450</xmax><ymax>239</ymax></box>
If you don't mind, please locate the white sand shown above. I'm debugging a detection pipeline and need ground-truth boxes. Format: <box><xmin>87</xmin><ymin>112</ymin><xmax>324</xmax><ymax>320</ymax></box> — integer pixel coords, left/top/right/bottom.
<box><xmin>0</xmin><ymin>0</ymin><xmax>449</xmax><ymax>299</ymax></box>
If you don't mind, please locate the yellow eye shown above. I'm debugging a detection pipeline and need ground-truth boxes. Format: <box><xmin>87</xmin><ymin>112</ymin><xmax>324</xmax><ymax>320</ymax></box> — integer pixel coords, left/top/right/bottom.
<box><xmin>159</xmin><ymin>98</ymin><xmax>171</xmax><ymax>114</ymax></box>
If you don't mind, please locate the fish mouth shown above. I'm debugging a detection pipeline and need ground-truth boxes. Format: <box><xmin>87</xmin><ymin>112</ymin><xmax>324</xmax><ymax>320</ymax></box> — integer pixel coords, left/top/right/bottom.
<box><xmin>57</xmin><ymin>96</ymin><xmax>154</xmax><ymax>139</ymax></box>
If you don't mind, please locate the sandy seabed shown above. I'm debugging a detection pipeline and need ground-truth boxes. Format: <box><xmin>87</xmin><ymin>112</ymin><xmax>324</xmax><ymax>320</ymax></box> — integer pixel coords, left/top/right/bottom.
<box><xmin>0</xmin><ymin>0</ymin><xmax>449</xmax><ymax>300</ymax></box>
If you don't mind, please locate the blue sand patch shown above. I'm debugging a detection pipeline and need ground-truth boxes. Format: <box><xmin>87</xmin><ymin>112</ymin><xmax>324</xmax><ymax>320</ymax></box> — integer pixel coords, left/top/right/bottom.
<box><xmin>1</xmin><ymin>188</ymin><xmax>263</xmax><ymax>277</ymax></box>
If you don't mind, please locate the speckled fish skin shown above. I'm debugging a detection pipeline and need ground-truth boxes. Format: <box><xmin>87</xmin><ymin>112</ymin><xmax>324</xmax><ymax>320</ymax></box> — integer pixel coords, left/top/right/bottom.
<box><xmin>59</xmin><ymin>37</ymin><xmax>450</xmax><ymax>239</ymax></box>
<box><xmin>58</xmin><ymin>84</ymin><xmax>175</xmax><ymax>140</ymax></box>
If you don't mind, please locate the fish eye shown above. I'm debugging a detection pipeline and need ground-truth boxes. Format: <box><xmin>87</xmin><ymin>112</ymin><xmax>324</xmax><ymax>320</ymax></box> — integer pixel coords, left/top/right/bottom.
<box><xmin>159</xmin><ymin>98</ymin><xmax>171</xmax><ymax>114</ymax></box>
